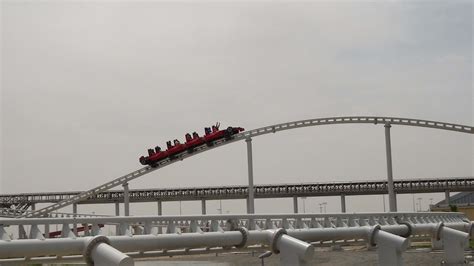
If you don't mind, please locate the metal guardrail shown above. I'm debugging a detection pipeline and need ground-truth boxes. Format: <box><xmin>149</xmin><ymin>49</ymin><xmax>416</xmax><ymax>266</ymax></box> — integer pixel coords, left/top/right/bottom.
<box><xmin>0</xmin><ymin>212</ymin><xmax>472</xmax><ymax>265</ymax></box>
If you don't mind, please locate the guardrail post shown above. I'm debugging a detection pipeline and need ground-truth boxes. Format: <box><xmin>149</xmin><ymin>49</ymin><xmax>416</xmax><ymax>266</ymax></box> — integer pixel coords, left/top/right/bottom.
<box><xmin>384</xmin><ymin>123</ymin><xmax>397</xmax><ymax>212</ymax></box>
<box><xmin>123</xmin><ymin>183</ymin><xmax>130</xmax><ymax>216</ymax></box>
<box><xmin>246</xmin><ymin>137</ymin><xmax>255</xmax><ymax>214</ymax></box>
<box><xmin>341</xmin><ymin>194</ymin><xmax>346</xmax><ymax>213</ymax></box>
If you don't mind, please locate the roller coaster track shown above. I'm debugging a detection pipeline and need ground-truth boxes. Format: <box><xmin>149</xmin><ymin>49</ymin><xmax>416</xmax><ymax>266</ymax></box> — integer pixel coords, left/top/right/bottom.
<box><xmin>21</xmin><ymin>116</ymin><xmax>473</xmax><ymax>218</ymax></box>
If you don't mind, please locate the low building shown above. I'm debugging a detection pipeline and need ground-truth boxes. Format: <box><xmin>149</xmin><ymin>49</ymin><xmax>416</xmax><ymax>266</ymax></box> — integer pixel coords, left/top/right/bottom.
<box><xmin>430</xmin><ymin>192</ymin><xmax>474</xmax><ymax>220</ymax></box>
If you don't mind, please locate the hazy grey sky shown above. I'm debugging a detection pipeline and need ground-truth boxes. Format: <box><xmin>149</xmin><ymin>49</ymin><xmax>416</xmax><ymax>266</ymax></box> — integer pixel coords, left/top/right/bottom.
<box><xmin>1</xmin><ymin>1</ymin><xmax>472</xmax><ymax>215</ymax></box>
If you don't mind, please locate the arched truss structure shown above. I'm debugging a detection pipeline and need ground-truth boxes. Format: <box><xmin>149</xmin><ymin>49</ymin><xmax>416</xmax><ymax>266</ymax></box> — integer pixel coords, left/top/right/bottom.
<box><xmin>23</xmin><ymin>116</ymin><xmax>473</xmax><ymax>218</ymax></box>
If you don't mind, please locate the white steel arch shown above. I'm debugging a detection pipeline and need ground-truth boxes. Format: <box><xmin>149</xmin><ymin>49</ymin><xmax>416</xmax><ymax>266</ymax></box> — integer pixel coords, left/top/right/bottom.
<box><xmin>22</xmin><ymin>116</ymin><xmax>473</xmax><ymax>218</ymax></box>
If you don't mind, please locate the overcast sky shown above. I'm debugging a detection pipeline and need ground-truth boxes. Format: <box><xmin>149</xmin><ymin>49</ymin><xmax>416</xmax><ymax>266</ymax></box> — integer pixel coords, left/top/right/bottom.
<box><xmin>1</xmin><ymin>1</ymin><xmax>472</xmax><ymax>215</ymax></box>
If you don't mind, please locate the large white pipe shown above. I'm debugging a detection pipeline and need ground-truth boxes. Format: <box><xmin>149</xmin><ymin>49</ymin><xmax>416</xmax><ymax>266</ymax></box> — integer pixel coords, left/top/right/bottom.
<box><xmin>91</xmin><ymin>243</ymin><xmax>134</xmax><ymax>266</ymax></box>
<box><xmin>0</xmin><ymin>238</ymin><xmax>86</xmax><ymax>258</ymax></box>
<box><xmin>288</xmin><ymin>227</ymin><xmax>371</xmax><ymax>242</ymax></box>
<box><xmin>109</xmin><ymin>232</ymin><xmax>243</xmax><ymax>252</ymax></box>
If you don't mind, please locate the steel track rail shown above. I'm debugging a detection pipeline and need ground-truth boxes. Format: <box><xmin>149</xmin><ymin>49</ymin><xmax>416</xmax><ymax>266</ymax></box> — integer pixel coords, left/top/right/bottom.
<box><xmin>20</xmin><ymin>116</ymin><xmax>473</xmax><ymax>218</ymax></box>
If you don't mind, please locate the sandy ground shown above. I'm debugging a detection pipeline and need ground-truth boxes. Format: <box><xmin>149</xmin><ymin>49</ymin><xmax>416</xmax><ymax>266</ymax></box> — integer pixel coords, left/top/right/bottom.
<box><xmin>135</xmin><ymin>246</ymin><xmax>474</xmax><ymax>266</ymax></box>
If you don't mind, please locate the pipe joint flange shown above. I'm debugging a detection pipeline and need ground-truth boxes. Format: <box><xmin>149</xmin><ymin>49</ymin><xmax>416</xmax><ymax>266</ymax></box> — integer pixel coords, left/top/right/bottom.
<box><xmin>83</xmin><ymin>235</ymin><xmax>111</xmax><ymax>265</ymax></box>
<box><xmin>234</xmin><ymin>227</ymin><xmax>249</xmax><ymax>249</ymax></box>
<box><xmin>434</xmin><ymin>222</ymin><xmax>444</xmax><ymax>241</ymax></box>
<box><xmin>397</xmin><ymin>221</ymin><xmax>413</xmax><ymax>238</ymax></box>
<box><xmin>368</xmin><ymin>225</ymin><xmax>381</xmax><ymax>247</ymax></box>
<box><xmin>271</xmin><ymin>228</ymin><xmax>287</xmax><ymax>254</ymax></box>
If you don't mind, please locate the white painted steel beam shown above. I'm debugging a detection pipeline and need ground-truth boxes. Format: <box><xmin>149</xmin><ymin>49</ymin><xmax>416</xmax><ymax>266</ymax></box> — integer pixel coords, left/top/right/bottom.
<box><xmin>384</xmin><ymin>123</ymin><xmax>397</xmax><ymax>212</ymax></box>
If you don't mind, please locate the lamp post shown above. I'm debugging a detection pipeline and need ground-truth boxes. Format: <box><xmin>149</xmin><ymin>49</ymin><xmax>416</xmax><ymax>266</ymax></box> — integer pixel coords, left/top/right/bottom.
<box><xmin>302</xmin><ymin>197</ymin><xmax>307</xmax><ymax>214</ymax></box>
<box><xmin>417</xmin><ymin>198</ymin><xmax>422</xmax><ymax>212</ymax></box>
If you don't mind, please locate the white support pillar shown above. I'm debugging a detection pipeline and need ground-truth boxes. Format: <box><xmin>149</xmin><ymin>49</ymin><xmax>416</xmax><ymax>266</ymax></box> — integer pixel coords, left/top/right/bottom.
<box><xmin>123</xmin><ymin>183</ymin><xmax>130</xmax><ymax>217</ymax></box>
<box><xmin>246</xmin><ymin>138</ymin><xmax>255</xmax><ymax>214</ymax></box>
<box><xmin>341</xmin><ymin>194</ymin><xmax>346</xmax><ymax>213</ymax></box>
<box><xmin>157</xmin><ymin>200</ymin><xmax>162</xmax><ymax>216</ymax></box>
<box><xmin>384</xmin><ymin>123</ymin><xmax>397</xmax><ymax>212</ymax></box>
<box><xmin>73</xmin><ymin>203</ymin><xmax>78</xmax><ymax>235</ymax></box>
<box><xmin>44</xmin><ymin>223</ymin><xmax>50</xmax><ymax>239</ymax></box>
<box><xmin>115</xmin><ymin>202</ymin><xmax>120</xmax><ymax>216</ymax></box>
<box><xmin>445</xmin><ymin>190</ymin><xmax>450</xmax><ymax>205</ymax></box>
<box><xmin>201</xmin><ymin>199</ymin><xmax>206</xmax><ymax>215</ymax></box>
<box><xmin>293</xmin><ymin>196</ymin><xmax>299</xmax><ymax>214</ymax></box>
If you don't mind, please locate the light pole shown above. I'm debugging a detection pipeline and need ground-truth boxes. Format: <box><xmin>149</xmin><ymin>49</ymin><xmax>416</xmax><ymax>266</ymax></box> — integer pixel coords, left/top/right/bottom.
<box><xmin>417</xmin><ymin>197</ymin><xmax>422</xmax><ymax>212</ymax></box>
<box><xmin>412</xmin><ymin>194</ymin><xmax>416</xmax><ymax>212</ymax></box>
<box><xmin>322</xmin><ymin>202</ymin><xmax>327</xmax><ymax>213</ymax></box>
<box><xmin>302</xmin><ymin>197</ymin><xmax>307</xmax><ymax>214</ymax></box>
<box><xmin>319</xmin><ymin>203</ymin><xmax>323</xmax><ymax>213</ymax></box>
<box><xmin>179</xmin><ymin>201</ymin><xmax>182</xmax><ymax>216</ymax></box>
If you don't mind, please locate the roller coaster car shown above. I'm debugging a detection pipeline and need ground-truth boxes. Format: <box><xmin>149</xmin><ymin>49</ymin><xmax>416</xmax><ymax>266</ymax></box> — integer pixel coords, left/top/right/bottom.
<box><xmin>139</xmin><ymin>125</ymin><xmax>244</xmax><ymax>166</ymax></box>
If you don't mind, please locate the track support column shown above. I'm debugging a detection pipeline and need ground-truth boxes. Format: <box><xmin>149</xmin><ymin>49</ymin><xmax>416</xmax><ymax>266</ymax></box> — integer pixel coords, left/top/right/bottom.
<box><xmin>123</xmin><ymin>183</ymin><xmax>130</xmax><ymax>216</ymax></box>
<box><xmin>246</xmin><ymin>138</ymin><xmax>255</xmax><ymax>214</ymax></box>
<box><xmin>201</xmin><ymin>199</ymin><xmax>206</xmax><ymax>215</ymax></box>
<box><xmin>115</xmin><ymin>202</ymin><xmax>120</xmax><ymax>216</ymax></box>
<box><xmin>73</xmin><ymin>203</ymin><xmax>78</xmax><ymax>235</ymax></box>
<box><xmin>445</xmin><ymin>190</ymin><xmax>450</xmax><ymax>205</ymax></box>
<box><xmin>157</xmin><ymin>200</ymin><xmax>162</xmax><ymax>216</ymax></box>
<box><xmin>341</xmin><ymin>194</ymin><xmax>346</xmax><ymax>213</ymax></box>
<box><xmin>293</xmin><ymin>196</ymin><xmax>298</xmax><ymax>214</ymax></box>
<box><xmin>384</xmin><ymin>123</ymin><xmax>397</xmax><ymax>212</ymax></box>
